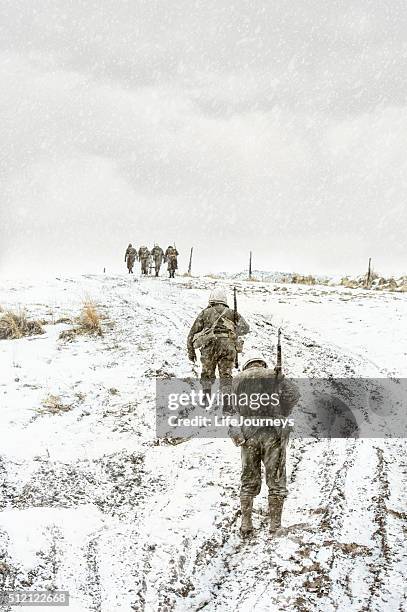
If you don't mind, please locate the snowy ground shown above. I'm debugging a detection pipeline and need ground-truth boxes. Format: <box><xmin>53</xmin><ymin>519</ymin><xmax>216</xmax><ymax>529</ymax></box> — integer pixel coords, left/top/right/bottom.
<box><xmin>0</xmin><ymin>274</ymin><xmax>406</xmax><ymax>612</ymax></box>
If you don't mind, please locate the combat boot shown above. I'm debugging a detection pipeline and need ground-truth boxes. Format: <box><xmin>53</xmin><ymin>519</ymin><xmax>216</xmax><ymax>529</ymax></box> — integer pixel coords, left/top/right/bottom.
<box><xmin>240</xmin><ymin>496</ymin><xmax>254</xmax><ymax>537</ymax></box>
<box><xmin>268</xmin><ymin>495</ymin><xmax>284</xmax><ymax>535</ymax></box>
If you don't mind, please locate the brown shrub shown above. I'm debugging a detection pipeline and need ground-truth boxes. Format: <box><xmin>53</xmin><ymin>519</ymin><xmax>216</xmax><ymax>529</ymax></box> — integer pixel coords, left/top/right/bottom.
<box><xmin>59</xmin><ymin>299</ymin><xmax>103</xmax><ymax>341</ymax></box>
<box><xmin>36</xmin><ymin>394</ymin><xmax>73</xmax><ymax>415</ymax></box>
<box><xmin>0</xmin><ymin>309</ymin><xmax>44</xmax><ymax>340</ymax></box>
<box><xmin>80</xmin><ymin>300</ymin><xmax>102</xmax><ymax>335</ymax></box>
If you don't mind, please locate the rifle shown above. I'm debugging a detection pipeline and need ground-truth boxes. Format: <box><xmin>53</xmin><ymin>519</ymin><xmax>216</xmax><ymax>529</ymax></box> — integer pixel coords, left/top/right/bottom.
<box><xmin>233</xmin><ymin>287</ymin><xmax>239</xmax><ymax>369</ymax></box>
<box><xmin>275</xmin><ymin>328</ymin><xmax>282</xmax><ymax>377</ymax></box>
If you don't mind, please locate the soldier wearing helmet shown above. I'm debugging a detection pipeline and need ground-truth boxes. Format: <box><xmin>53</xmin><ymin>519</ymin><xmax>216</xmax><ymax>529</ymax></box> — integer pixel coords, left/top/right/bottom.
<box><xmin>124</xmin><ymin>243</ymin><xmax>137</xmax><ymax>274</ymax></box>
<box><xmin>151</xmin><ymin>244</ymin><xmax>164</xmax><ymax>277</ymax></box>
<box><xmin>138</xmin><ymin>246</ymin><xmax>151</xmax><ymax>275</ymax></box>
<box><xmin>164</xmin><ymin>245</ymin><xmax>179</xmax><ymax>278</ymax></box>
<box><xmin>230</xmin><ymin>350</ymin><xmax>300</xmax><ymax>538</ymax></box>
<box><xmin>187</xmin><ymin>287</ymin><xmax>249</xmax><ymax>393</ymax></box>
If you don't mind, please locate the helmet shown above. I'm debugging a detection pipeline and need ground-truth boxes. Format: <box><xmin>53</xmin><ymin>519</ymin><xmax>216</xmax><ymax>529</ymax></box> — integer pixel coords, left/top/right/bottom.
<box><xmin>242</xmin><ymin>350</ymin><xmax>267</xmax><ymax>370</ymax></box>
<box><xmin>209</xmin><ymin>287</ymin><xmax>228</xmax><ymax>306</ymax></box>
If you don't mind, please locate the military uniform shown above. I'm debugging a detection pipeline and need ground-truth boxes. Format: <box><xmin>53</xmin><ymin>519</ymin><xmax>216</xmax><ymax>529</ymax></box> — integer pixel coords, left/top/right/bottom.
<box><xmin>151</xmin><ymin>245</ymin><xmax>164</xmax><ymax>277</ymax></box>
<box><xmin>138</xmin><ymin>246</ymin><xmax>150</xmax><ymax>275</ymax></box>
<box><xmin>187</xmin><ymin>303</ymin><xmax>249</xmax><ymax>386</ymax></box>
<box><xmin>124</xmin><ymin>244</ymin><xmax>137</xmax><ymax>274</ymax></box>
<box><xmin>164</xmin><ymin>246</ymin><xmax>178</xmax><ymax>278</ymax></box>
<box><xmin>231</xmin><ymin>364</ymin><xmax>300</xmax><ymax>535</ymax></box>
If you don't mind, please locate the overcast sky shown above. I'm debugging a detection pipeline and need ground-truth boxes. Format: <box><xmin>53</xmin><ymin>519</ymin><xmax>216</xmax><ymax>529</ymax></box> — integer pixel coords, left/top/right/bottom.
<box><xmin>0</xmin><ymin>1</ymin><xmax>406</xmax><ymax>277</ymax></box>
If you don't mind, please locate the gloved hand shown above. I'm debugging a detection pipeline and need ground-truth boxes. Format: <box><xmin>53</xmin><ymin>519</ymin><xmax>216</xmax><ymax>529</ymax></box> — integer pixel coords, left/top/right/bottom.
<box><xmin>273</xmin><ymin>367</ymin><xmax>285</xmax><ymax>381</ymax></box>
<box><xmin>188</xmin><ymin>350</ymin><xmax>196</xmax><ymax>363</ymax></box>
<box><xmin>231</xmin><ymin>434</ymin><xmax>245</xmax><ymax>447</ymax></box>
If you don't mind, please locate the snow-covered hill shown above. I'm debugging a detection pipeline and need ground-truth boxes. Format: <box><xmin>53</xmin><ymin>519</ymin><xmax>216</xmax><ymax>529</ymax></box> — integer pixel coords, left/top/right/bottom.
<box><xmin>0</xmin><ymin>274</ymin><xmax>406</xmax><ymax>611</ymax></box>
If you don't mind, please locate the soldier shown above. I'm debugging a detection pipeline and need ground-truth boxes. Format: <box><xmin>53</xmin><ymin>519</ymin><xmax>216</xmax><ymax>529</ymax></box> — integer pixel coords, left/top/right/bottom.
<box><xmin>187</xmin><ymin>288</ymin><xmax>249</xmax><ymax>395</ymax></box>
<box><xmin>124</xmin><ymin>243</ymin><xmax>137</xmax><ymax>274</ymax></box>
<box><xmin>230</xmin><ymin>351</ymin><xmax>300</xmax><ymax>537</ymax></box>
<box><xmin>151</xmin><ymin>244</ymin><xmax>164</xmax><ymax>277</ymax></box>
<box><xmin>138</xmin><ymin>246</ymin><xmax>150</xmax><ymax>275</ymax></box>
<box><xmin>164</xmin><ymin>245</ymin><xmax>179</xmax><ymax>278</ymax></box>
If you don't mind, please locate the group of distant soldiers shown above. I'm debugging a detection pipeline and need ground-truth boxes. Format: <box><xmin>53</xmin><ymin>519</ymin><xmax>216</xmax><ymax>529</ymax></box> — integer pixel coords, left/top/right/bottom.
<box><xmin>187</xmin><ymin>287</ymin><xmax>300</xmax><ymax>537</ymax></box>
<box><xmin>124</xmin><ymin>244</ymin><xmax>179</xmax><ymax>278</ymax></box>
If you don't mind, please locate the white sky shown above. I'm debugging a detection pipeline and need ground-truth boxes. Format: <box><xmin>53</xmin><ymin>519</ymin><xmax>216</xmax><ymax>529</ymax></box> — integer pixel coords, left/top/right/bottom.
<box><xmin>0</xmin><ymin>1</ymin><xmax>406</xmax><ymax>277</ymax></box>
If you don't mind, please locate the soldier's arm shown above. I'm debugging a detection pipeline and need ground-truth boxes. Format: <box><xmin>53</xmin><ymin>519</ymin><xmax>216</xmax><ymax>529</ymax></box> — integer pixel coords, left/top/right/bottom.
<box><xmin>236</xmin><ymin>313</ymin><xmax>250</xmax><ymax>336</ymax></box>
<box><xmin>280</xmin><ymin>379</ymin><xmax>301</xmax><ymax>412</ymax></box>
<box><xmin>187</xmin><ymin>312</ymin><xmax>205</xmax><ymax>355</ymax></box>
<box><xmin>228</xmin><ymin>376</ymin><xmax>245</xmax><ymax>445</ymax></box>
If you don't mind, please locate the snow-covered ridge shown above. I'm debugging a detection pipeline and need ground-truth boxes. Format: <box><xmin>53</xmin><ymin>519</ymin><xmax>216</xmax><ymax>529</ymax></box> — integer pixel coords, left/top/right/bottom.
<box><xmin>0</xmin><ymin>274</ymin><xmax>406</xmax><ymax>611</ymax></box>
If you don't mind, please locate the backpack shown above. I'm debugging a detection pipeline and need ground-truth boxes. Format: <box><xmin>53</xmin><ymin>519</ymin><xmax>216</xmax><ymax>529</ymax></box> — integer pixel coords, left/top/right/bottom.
<box><xmin>193</xmin><ymin>308</ymin><xmax>233</xmax><ymax>350</ymax></box>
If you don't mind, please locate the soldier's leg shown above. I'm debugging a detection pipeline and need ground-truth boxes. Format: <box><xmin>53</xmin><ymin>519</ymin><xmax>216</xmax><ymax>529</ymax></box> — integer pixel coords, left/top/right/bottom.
<box><xmin>200</xmin><ymin>346</ymin><xmax>217</xmax><ymax>400</ymax></box>
<box><xmin>241</xmin><ymin>440</ymin><xmax>262</xmax><ymax>498</ymax></box>
<box><xmin>218</xmin><ymin>339</ymin><xmax>236</xmax><ymax>413</ymax></box>
<box><xmin>263</xmin><ymin>434</ymin><xmax>288</xmax><ymax>534</ymax></box>
<box><xmin>240</xmin><ymin>440</ymin><xmax>261</xmax><ymax>536</ymax></box>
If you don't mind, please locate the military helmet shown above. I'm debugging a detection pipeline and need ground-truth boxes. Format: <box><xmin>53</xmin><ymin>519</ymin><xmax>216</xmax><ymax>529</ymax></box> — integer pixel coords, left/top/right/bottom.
<box><xmin>209</xmin><ymin>287</ymin><xmax>228</xmax><ymax>307</ymax></box>
<box><xmin>242</xmin><ymin>350</ymin><xmax>267</xmax><ymax>370</ymax></box>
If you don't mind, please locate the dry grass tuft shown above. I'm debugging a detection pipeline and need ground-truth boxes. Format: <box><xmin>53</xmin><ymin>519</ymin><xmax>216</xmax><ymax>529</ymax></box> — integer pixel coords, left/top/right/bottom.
<box><xmin>59</xmin><ymin>299</ymin><xmax>103</xmax><ymax>341</ymax></box>
<box><xmin>0</xmin><ymin>309</ymin><xmax>44</xmax><ymax>340</ymax></box>
<box><xmin>80</xmin><ymin>300</ymin><xmax>102</xmax><ymax>335</ymax></box>
<box><xmin>291</xmin><ymin>274</ymin><xmax>317</xmax><ymax>285</ymax></box>
<box><xmin>37</xmin><ymin>394</ymin><xmax>73</xmax><ymax>415</ymax></box>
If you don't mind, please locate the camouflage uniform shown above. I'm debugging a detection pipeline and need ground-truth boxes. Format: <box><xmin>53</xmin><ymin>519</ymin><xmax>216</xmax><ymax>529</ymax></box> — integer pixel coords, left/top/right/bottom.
<box><xmin>151</xmin><ymin>245</ymin><xmax>164</xmax><ymax>277</ymax></box>
<box><xmin>232</xmin><ymin>367</ymin><xmax>299</xmax><ymax>497</ymax></box>
<box><xmin>231</xmin><ymin>366</ymin><xmax>300</xmax><ymax>535</ymax></box>
<box><xmin>138</xmin><ymin>246</ymin><xmax>150</xmax><ymax>275</ymax></box>
<box><xmin>124</xmin><ymin>245</ymin><xmax>137</xmax><ymax>274</ymax></box>
<box><xmin>164</xmin><ymin>246</ymin><xmax>178</xmax><ymax>278</ymax></box>
<box><xmin>187</xmin><ymin>303</ymin><xmax>249</xmax><ymax>389</ymax></box>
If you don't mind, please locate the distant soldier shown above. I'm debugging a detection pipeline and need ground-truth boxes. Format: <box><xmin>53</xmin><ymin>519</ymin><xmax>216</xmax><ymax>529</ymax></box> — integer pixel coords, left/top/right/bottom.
<box><xmin>164</xmin><ymin>245</ymin><xmax>179</xmax><ymax>279</ymax></box>
<box><xmin>187</xmin><ymin>288</ymin><xmax>249</xmax><ymax>395</ymax></box>
<box><xmin>151</xmin><ymin>244</ymin><xmax>164</xmax><ymax>277</ymax></box>
<box><xmin>230</xmin><ymin>351</ymin><xmax>300</xmax><ymax>537</ymax></box>
<box><xmin>138</xmin><ymin>246</ymin><xmax>150</xmax><ymax>275</ymax></box>
<box><xmin>124</xmin><ymin>243</ymin><xmax>137</xmax><ymax>274</ymax></box>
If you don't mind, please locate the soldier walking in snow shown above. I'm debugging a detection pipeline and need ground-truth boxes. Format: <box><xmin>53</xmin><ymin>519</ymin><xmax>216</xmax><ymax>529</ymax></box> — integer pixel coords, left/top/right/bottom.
<box><xmin>138</xmin><ymin>246</ymin><xmax>150</xmax><ymax>275</ymax></box>
<box><xmin>164</xmin><ymin>245</ymin><xmax>179</xmax><ymax>278</ymax></box>
<box><xmin>151</xmin><ymin>244</ymin><xmax>164</xmax><ymax>277</ymax></box>
<box><xmin>124</xmin><ymin>243</ymin><xmax>137</xmax><ymax>274</ymax></box>
<box><xmin>230</xmin><ymin>351</ymin><xmax>300</xmax><ymax>537</ymax></box>
<box><xmin>187</xmin><ymin>288</ymin><xmax>249</xmax><ymax>395</ymax></box>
